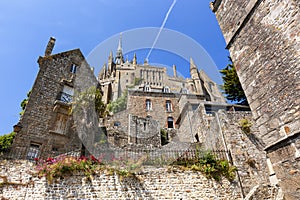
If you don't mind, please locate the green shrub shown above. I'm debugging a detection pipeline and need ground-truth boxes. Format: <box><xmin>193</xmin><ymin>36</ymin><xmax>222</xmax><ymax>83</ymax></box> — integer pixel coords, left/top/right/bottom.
<box><xmin>239</xmin><ymin>118</ymin><xmax>251</xmax><ymax>134</ymax></box>
<box><xmin>174</xmin><ymin>151</ymin><xmax>237</xmax><ymax>182</ymax></box>
<box><xmin>0</xmin><ymin>132</ymin><xmax>16</xmax><ymax>153</ymax></box>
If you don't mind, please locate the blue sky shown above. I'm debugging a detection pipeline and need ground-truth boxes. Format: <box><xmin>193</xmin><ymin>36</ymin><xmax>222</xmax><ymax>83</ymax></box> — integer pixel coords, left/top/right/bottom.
<box><xmin>0</xmin><ymin>0</ymin><xmax>229</xmax><ymax>135</ymax></box>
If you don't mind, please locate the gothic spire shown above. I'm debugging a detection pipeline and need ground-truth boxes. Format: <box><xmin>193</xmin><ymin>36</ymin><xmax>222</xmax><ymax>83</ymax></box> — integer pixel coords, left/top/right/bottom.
<box><xmin>133</xmin><ymin>53</ymin><xmax>137</xmax><ymax>65</ymax></box>
<box><xmin>190</xmin><ymin>57</ymin><xmax>197</xmax><ymax>70</ymax></box>
<box><xmin>115</xmin><ymin>33</ymin><xmax>124</xmax><ymax>64</ymax></box>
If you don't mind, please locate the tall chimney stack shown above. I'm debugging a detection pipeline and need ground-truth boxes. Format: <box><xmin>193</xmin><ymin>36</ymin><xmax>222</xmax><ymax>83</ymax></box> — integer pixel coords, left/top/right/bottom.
<box><xmin>44</xmin><ymin>37</ymin><xmax>56</xmax><ymax>56</ymax></box>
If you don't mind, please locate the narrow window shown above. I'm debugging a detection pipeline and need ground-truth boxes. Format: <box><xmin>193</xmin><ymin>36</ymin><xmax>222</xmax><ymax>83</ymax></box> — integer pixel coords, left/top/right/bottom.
<box><xmin>209</xmin><ymin>82</ymin><xmax>214</xmax><ymax>92</ymax></box>
<box><xmin>167</xmin><ymin>117</ymin><xmax>174</xmax><ymax>129</ymax></box>
<box><xmin>166</xmin><ymin>100</ymin><xmax>172</xmax><ymax>112</ymax></box>
<box><xmin>27</xmin><ymin>143</ymin><xmax>40</xmax><ymax>160</ymax></box>
<box><xmin>70</xmin><ymin>64</ymin><xmax>77</xmax><ymax>74</ymax></box>
<box><xmin>146</xmin><ymin>99</ymin><xmax>152</xmax><ymax>111</ymax></box>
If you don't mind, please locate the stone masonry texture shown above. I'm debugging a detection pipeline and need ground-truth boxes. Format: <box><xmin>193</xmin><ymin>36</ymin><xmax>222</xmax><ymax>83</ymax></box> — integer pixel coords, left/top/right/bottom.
<box><xmin>212</xmin><ymin>0</ymin><xmax>300</xmax><ymax>199</ymax></box>
<box><xmin>0</xmin><ymin>160</ymin><xmax>242</xmax><ymax>200</ymax></box>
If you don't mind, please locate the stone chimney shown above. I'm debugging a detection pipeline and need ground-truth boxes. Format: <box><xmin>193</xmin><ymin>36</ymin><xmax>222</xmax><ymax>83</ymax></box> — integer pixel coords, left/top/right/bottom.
<box><xmin>44</xmin><ymin>37</ymin><xmax>56</xmax><ymax>56</ymax></box>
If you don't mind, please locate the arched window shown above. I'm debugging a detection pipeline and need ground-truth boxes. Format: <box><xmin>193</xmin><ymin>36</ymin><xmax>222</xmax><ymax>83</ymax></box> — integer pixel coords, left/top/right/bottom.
<box><xmin>145</xmin><ymin>99</ymin><xmax>152</xmax><ymax>111</ymax></box>
<box><xmin>167</xmin><ymin>117</ymin><xmax>174</xmax><ymax>128</ymax></box>
<box><xmin>163</xmin><ymin>86</ymin><xmax>170</xmax><ymax>93</ymax></box>
<box><xmin>144</xmin><ymin>85</ymin><xmax>151</xmax><ymax>92</ymax></box>
<box><xmin>166</xmin><ymin>100</ymin><xmax>172</xmax><ymax>112</ymax></box>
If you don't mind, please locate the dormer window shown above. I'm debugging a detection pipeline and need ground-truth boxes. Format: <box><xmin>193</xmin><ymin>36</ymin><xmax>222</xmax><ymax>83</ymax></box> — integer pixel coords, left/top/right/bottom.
<box><xmin>163</xmin><ymin>86</ymin><xmax>170</xmax><ymax>93</ymax></box>
<box><xmin>70</xmin><ymin>64</ymin><xmax>77</xmax><ymax>74</ymax></box>
<box><xmin>144</xmin><ymin>85</ymin><xmax>151</xmax><ymax>92</ymax></box>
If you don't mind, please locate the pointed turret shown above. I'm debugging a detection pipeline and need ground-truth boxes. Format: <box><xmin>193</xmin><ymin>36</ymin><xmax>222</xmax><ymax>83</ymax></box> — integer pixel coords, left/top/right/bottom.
<box><xmin>133</xmin><ymin>53</ymin><xmax>137</xmax><ymax>66</ymax></box>
<box><xmin>115</xmin><ymin>33</ymin><xmax>124</xmax><ymax>64</ymax></box>
<box><xmin>189</xmin><ymin>57</ymin><xmax>204</xmax><ymax>95</ymax></box>
<box><xmin>190</xmin><ymin>57</ymin><xmax>198</xmax><ymax>79</ymax></box>
<box><xmin>108</xmin><ymin>50</ymin><xmax>113</xmax><ymax>62</ymax></box>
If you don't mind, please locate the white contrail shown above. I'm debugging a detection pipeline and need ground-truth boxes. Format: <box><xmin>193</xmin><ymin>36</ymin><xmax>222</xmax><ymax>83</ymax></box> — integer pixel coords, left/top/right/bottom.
<box><xmin>146</xmin><ymin>0</ymin><xmax>177</xmax><ymax>61</ymax></box>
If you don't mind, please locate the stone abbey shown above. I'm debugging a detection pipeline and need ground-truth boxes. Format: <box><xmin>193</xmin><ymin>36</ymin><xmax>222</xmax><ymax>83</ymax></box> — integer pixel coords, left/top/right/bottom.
<box><xmin>3</xmin><ymin>0</ymin><xmax>299</xmax><ymax>199</ymax></box>
<box><xmin>10</xmin><ymin>35</ymin><xmax>240</xmax><ymax>158</ymax></box>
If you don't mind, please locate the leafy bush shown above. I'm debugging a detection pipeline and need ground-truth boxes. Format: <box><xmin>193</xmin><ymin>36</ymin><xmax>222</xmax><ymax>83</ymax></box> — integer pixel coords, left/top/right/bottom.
<box><xmin>175</xmin><ymin>151</ymin><xmax>237</xmax><ymax>182</ymax></box>
<box><xmin>107</xmin><ymin>89</ymin><xmax>128</xmax><ymax>113</ymax></box>
<box><xmin>0</xmin><ymin>132</ymin><xmax>16</xmax><ymax>153</ymax></box>
<box><xmin>239</xmin><ymin>118</ymin><xmax>252</xmax><ymax>134</ymax></box>
<box><xmin>72</xmin><ymin>86</ymin><xmax>107</xmax><ymax>118</ymax></box>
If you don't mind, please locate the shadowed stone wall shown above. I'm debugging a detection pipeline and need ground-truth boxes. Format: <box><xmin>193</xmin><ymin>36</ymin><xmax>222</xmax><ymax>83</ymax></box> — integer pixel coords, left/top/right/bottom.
<box><xmin>212</xmin><ymin>0</ymin><xmax>300</xmax><ymax>199</ymax></box>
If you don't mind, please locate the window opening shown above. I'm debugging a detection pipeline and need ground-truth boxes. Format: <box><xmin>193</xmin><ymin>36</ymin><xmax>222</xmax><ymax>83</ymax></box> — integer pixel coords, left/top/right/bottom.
<box><xmin>70</xmin><ymin>64</ymin><xmax>77</xmax><ymax>73</ymax></box>
<box><xmin>146</xmin><ymin>99</ymin><xmax>152</xmax><ymax>111</ymax></box>
<box><xmin>27</xmin><ymin>143</ymin><xmax>40</xmax><ymax>160</ymax></box>
<box><xmin>167</xmin><ymin>117</ymin><xmax>174</xmax><ymax>128</ymax></box>
<box><xmin>166</xmin><ymin>100</ymin><xmax>172</xmax><ymax>112</ymax></box>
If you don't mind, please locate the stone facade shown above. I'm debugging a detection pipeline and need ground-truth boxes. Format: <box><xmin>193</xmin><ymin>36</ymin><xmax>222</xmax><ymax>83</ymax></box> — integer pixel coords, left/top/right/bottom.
<box><xmin>211</xmin><ymin>0</ymin><xmax>300</xmax><ymax>199</ymax></box>
<box><xmin>99</xmin><ymin>37</ymin><xmax>228</xmax><ymax>148</ymax></box>
<box><xmin>10</xmin><ymin>38</ymin><xmax>93</xmax><ymax>159</ymax></box>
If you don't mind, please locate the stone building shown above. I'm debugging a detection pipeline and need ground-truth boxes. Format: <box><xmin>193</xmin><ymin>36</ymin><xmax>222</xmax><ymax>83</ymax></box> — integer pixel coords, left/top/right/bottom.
<box><xmin>10</xmin><ymin>35</ymin><xmax>236</xmax><ymax>158</ymax></box>
<box><xmin>211</xmin><ymin>0</ymin><xmax>300</xmax><ymax>199</ymax></box>
<box><xmin>10</xmin><ymin>38</ymin><xmax>95</xmax><ymax>159</ymax></box>
<box><xmin>97</xmin><ymin>36</ymin><xmax>246</xmax><ymax>147</ymax></box>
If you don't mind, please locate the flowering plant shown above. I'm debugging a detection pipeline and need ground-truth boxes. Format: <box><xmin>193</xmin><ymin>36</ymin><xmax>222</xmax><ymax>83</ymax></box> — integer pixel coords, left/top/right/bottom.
<box><xmin>35</xmin><ymin>155</ymin><xmax>103</xmax><ymax>183</ymax></box>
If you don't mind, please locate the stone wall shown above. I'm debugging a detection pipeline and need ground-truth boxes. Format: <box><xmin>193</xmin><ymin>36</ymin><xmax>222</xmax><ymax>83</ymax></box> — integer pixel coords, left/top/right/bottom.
<box><xmin>218</xmin><ymin>111</ymin><xmax>269</xmax><ymax>196</ymax></box>
<box><xmin>128</xmin><ymin>115</ymin><xmax>161</xmax><ymax>147</ymax></box>
<box><xmin>0</xmin><ymin>160</ymin><xmax>243</xmax><ymax>200</ymax></box>
<box><xmin>212</xmin><ymin>0</ymin><xmax>300</xmax><ymax>199</ymax></box>
<box><xmin>179</xmin><ymin>106</ymin><xmax>272</xmax><ymax>198</ymax></box>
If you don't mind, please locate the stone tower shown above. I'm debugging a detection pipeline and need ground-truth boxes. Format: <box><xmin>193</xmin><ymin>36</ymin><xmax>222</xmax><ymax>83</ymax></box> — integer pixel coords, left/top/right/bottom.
<box><xmin>211</xmin><ymin>0</ymin><xmax>300</xmax><ymax>199</ymax></box>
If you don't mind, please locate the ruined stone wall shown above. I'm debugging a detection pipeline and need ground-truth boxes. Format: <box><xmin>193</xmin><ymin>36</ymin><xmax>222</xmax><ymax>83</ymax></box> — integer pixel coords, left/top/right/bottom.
<box><xmin>128</xmin><ymin>115</ymin><xmax>161</xmax><ymax>147</ymax></box>
<box><xmin>177</xmin><ymin>103</ymin><xmax>210</xmax><ymax>143</ymax></box>
<box><xmin>0</xmin><ymin>160</ymin><xmax>242</xmax><ymax>200</ymax></box>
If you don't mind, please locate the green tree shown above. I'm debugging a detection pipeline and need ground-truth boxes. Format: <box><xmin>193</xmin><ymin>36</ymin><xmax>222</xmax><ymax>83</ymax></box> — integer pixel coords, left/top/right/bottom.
<box><xmin>107</xmin><ymin>89</ymin><xmax>128</xmax><ymax>114</ymax></box>
<box><xmin>220</xmin><ymin>57</ymin><xmax>248</xmax><ymax>105</ymax></box>
<box><xmin>72</xmin><ymin>86</ymin><xmax>107</xmax><ymax>118</ymax></box>
<box><xmin>0</xmin><ymin>132</ymin><xmax>16</xmax><ymax>153</ymax></box>
<box><xmin>20</xmin><ymin>90</ymin><xmax>32</xmax><ymax>116</ymax></box>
